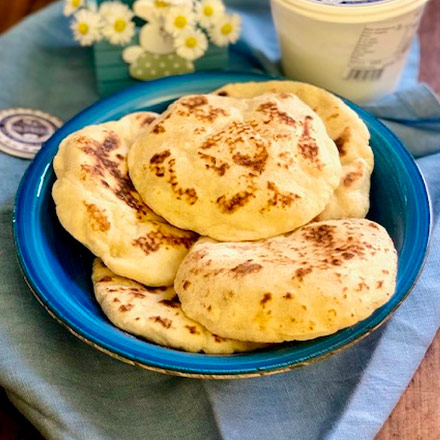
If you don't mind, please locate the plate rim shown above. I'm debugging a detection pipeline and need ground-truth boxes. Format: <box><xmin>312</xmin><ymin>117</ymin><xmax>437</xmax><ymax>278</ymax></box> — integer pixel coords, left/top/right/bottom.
<box><xmin>13</xmin><ymin>71</ymin><xmax>432</xmax><ymax>378</ymax></box>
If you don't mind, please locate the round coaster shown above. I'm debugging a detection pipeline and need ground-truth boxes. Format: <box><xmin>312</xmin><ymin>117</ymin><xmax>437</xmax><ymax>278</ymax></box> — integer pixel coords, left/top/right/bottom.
<box><xmin>0</xmin><ymin>108</ymin><xmax>62</xmax><ymax>159</ymax></box>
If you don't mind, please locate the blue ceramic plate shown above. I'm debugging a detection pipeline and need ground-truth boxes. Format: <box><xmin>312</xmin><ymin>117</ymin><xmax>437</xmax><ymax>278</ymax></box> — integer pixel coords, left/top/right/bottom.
<box><xmin>14</xmin><ymin>72</ymin><xmax>431</xmax><ymax>378</ymax></box>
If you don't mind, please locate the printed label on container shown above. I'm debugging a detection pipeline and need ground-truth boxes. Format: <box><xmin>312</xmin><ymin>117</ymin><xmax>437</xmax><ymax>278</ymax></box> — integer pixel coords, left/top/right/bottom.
<box><xmin>343</xmin><ymin>8</ymin><xmax>423</xmax><ymax>81</ymax></box>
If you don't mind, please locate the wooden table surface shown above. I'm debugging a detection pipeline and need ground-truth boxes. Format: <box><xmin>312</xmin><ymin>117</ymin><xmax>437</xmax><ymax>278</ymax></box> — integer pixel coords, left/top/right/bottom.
<box><xmin>0</xmin><ymin>1</ymin><xmax>439</xmax><ymax>439</ymax></box>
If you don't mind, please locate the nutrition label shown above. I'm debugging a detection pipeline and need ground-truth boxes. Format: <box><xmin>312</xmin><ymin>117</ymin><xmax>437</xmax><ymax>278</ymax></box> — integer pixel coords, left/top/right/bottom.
<box><xmin>344</xmin><ymin>8</ymin><xmax>423</xmax><ymax>81</ymax></box>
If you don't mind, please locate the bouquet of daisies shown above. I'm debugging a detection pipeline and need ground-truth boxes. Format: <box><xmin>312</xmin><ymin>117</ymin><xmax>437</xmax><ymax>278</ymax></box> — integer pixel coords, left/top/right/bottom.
<box><xmin>64</xmin><ymin>0</ymin><xmax>241</xmax><ymax>62</ymax></box>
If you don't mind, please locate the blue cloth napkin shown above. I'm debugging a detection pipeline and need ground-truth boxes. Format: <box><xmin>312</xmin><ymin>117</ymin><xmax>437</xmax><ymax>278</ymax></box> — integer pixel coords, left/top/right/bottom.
<box><xmin>0</xmin><ymin>2</ymin><xmax>439</xmax><ymax>440</ymax></box>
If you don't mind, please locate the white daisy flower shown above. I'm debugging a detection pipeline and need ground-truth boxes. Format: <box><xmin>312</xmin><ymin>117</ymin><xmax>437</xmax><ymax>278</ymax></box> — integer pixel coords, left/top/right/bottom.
<box><xmin>85</xmin><ymin>2</ymin><xmax>98</xmax><ymax>12</ymax></box>
<box><xmin>196</xmin><ymin>0</ymin><xmax>225</xmax><ymax>29</ymax></box>
<box><xmin>167</xmin><ymin>0</ymin><xmax>193</xmax><ymax>5</ymax></box>
<box><xmin>164</xmin><ymin>6</ymin><xmax>196</xmax><ymax>37</ymax></box>
<box><xmin>170</xmin><ymin>0</ymin><xmax>193</xmax><ymax>4</ymax></box>
<box><xmin>99</xmin><ymin>1</ymin><xmax>133</xmax><ymax>19</ymax></box>
<box><xmin>70</xmin><ymin>9</ymin><xmax>103</xmax><ymax>46</ymax></box>
<box><xmin>133</xmin><ymin>0</ymin><xmax>192</xmax><ymax>22</ymax></box>
<box><xmin>63</xmin><ymin>0</ymin><xmax>84</xmax><ymax>16</ymax></box>
<box><xmin>175</xmin><ymin>28</ymin><xmax>208</xmax><ymax>61</ymax></box>
<box><xmin>100</xmin><ymin>2</ymin><xmax>135</xmax><ymax>45</ymax></box>
<box><xmin>139</xmin><ymin>0</ymin><xmax>171</xmax><ymax>18</ymax></box>
<box><xmin>209</xmin><ymin>13</ymin><xmax>241</xmax><ymax>47</ymax></box>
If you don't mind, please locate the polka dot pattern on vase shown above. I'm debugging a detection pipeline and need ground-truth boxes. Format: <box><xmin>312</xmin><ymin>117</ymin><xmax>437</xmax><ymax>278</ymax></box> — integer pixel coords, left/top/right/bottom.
<box><xmin>129</xmin><ymin>51</ymin><xmax>195</xmax><ymax>80</ymax></box>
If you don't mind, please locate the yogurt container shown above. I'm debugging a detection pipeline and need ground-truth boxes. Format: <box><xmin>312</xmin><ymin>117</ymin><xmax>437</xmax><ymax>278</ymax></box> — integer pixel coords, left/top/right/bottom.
<box><xmin>271</xmin><ymin>0</ymin><xmax>429</xmax><ymax>102</ymax></box>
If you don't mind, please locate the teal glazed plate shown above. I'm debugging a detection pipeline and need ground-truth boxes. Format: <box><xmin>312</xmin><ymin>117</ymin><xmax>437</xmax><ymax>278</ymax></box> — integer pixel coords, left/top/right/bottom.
<box><xmin>14</xmin><ymin>72</ymin><xmax>431</xmax><ymax>378</ymax></box>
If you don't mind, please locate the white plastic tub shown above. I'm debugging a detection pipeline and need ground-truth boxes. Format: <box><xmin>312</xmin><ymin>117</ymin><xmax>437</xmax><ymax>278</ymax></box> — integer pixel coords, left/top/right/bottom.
<box><xmin>271</xmin><ymin>0</ymin><xmax>429</xmax><ymax>102</ymax></box>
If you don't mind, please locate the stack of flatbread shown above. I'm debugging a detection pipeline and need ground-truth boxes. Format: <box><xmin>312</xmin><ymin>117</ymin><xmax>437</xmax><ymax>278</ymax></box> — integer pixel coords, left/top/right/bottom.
<box><xmin>52</xmin><ymin>81</ymin><xmax>397</xmax><ymax>354</ymax></box>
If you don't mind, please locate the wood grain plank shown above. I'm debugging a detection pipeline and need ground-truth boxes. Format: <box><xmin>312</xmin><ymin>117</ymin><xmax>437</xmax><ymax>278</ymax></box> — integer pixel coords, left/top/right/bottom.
<box><xmin>375</xmin><ymin>331</ymin><xmax>440</xmax><ymax>440</ymax></box>
<box><xmin>419</xmin><ymin>0</ymin><xmax>440</xmax><ymax>95</ymax></box>
<box><xmin>0</xmin><ymin>0</ymin><xmax>56</xmax><ymax>33</ymax></box>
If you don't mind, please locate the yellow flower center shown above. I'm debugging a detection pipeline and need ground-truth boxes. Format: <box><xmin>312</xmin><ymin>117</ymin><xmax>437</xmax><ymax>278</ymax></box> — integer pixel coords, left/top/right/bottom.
<box><xmin>185</xmin><ymin>37</ymin><xmax>198</xmax><ymax>48</ymax></box>
<box><xmin>114</xmin><ymin>19</ymin><xmax>127</xmax><ymax>33</ymax></box>
<box><xmin>155</xmin><ymin>0</ymin><xmax>168</xmax><ymax>7</ymax></box>
<box><xmin>174</xmin><ymin>15</ymin><xmax>187</xmax><ymax>29</ymax></box>
<box><xmin>203</xmin><ymin>5</ymin><xmax>214</xmax><ymax>16</ymax></box>
<box><xmin>221</xmin><ymin>23</ymin><xmax>233</xmax><ymax>35</ymax></box>
<box><xmin>71</xmin><ymin>0</ymin><xmax>81</xmax><ymax>7</ymax></box>
<box><xmin>78</xmin><ymin>23</ymin><xmax>89</xmax><ymax>35</ymax></box>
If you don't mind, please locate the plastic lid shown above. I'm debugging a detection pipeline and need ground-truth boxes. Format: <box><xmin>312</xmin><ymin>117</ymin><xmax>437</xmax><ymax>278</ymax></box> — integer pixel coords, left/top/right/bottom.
<box><xmin>308</xmin><ymin>0</ymin><xmax>394</xmax><ymax>5</ymax></box>
<box><xmin>0</xmin><ymin>108</ymin><xmax>62</xmax><ymax>159</ymax></box>
<box><xmin>272</xmin><ymin>0</ymin><xmax>429</xmax><ymax>23</ymax></box>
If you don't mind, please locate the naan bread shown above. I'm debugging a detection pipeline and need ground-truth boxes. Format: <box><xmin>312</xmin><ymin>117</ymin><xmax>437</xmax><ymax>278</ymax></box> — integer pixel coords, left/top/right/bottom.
<box><xmin>175</xmin><ymin>219</ymin><xmax>397</xmax><ymax>343</ymax></box>
<box><xmin>128</xmin><ymin>93</ymin><xmax>341</xmax><ymax>241</ymax></box>
<box><xmin>214</xmin><ymin>81</ymin><xmax>373</xmax><ymax>220</ymax></box>
<box><xmin>53</xmin><ymin>113</ymin><xmax>197</xmax><ymax>287</ymax></box>
<box><xmin>117</xmin><ymin>111</ymin><xmax>159</xmax><ymax>146</ymax></box>
<box><xmin>92</xmin><ymin>259</ymin><xmax>264</xmax><ymax>354</ymax></box>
